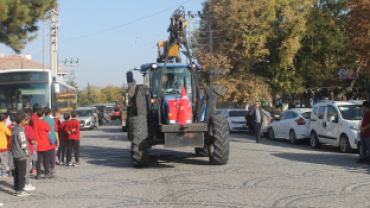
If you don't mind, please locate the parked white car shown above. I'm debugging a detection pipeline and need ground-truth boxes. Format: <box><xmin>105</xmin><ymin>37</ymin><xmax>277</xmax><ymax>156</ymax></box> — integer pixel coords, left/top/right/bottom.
<box><xmin>221</xmin><ymin>109</ymin><xmax>248</xmax><ymax>132</ymax></box>
<box><xmin>309</xmin><ymin>100</ymin><xmax>363</xmax><ymax>153</ymax></box>
<box><xmin>268</xmin><ymin>108</ymin><xmax>311</xmax><ymax>144</ymax></box>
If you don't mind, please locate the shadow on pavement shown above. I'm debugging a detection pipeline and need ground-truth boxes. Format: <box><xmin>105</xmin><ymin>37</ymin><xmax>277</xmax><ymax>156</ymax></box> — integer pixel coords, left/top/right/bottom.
<box><xmin>270</xmin><ymin>151</ymin><xmax>370</xmax><ymax>174</ymax></box>
<box><xmin>81</xmin><ymin>145</ymin><xmax>210</xmax><ymax>169</ymax></box>
<box><xmin>0</xmin><ymin>181</ymin><xmax>14</xmax><ymax>195</ymax></box>
<box><xmin>230</xmin><ymin>132</ymin><xmax>358</xmax><ymax>155</ymax></box>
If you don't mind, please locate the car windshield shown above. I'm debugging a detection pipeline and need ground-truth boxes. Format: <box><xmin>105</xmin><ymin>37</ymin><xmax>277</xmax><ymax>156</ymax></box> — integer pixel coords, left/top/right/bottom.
<box><xmin>215</xmin><ymin>110</ymin><xmax>222</xmax><ymax>114</ymax></box>
<box><xmin>229</xmin><ymin>111</ymin><xmax>247</xmax><ymax>117</ymax></box>
<box><xmin>338</xmin><ymin>105</ymin><xmax>363</xmax><ymax>120</ymax></box>
<box><xmin>104</xmin><ymin>107</ymin><xmax>114</xmax><ymax>113</ymax></box>
<box><xmin>152</xmin><ymin>67</ymin><xmax>192</xmax><ymax>98</ymax></box>
<box><xmin>77</xmin><ymin>110</ymin><xmax>93</xmax><ymax>117</ymax></box>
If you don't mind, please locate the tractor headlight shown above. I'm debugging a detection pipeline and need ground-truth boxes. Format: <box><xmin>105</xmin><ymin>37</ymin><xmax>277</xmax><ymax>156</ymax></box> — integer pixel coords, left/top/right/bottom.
<box><xmin>152</xmin><ymin>64</ymin><xmax>158</xmax><ymax>69</ymax></box>
<box><xmin>191</xmin><ymin>63</ymin><xmax>197</xmax><ymax>69</ymax></box>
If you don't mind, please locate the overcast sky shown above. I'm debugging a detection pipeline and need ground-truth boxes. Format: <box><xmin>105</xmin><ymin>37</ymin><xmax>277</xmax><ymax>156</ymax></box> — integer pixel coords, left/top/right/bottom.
<box><xmin>0</xmin><ymin>0</ymin><xmax>204</xmax><ymax>89</ymax></box>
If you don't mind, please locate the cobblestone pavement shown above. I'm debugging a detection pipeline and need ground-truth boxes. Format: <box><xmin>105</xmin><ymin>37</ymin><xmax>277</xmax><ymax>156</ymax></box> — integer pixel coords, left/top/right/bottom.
<box><xmin>1</xmin><ymin>120</ymin><xmax>370</xmax><ymax>207</ymax></box>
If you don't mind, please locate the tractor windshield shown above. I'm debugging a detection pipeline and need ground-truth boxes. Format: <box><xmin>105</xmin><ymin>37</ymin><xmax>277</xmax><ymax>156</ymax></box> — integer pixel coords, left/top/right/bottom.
<box><xmin>152</xmin><ymin>67</ymin><xmax>192</xmax><ymax>98</ymax></box>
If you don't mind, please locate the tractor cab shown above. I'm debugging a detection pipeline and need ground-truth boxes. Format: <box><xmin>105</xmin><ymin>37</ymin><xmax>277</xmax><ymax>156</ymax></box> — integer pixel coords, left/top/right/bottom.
<box><xmin>140</xmin><ymin>63</ymin><xmax>202</xmax><ymax>125</ymax></box>
<box><xmin>141</xmin><ymin>63</ymin><xmax>201</xmax><ymax>98</ymax></box>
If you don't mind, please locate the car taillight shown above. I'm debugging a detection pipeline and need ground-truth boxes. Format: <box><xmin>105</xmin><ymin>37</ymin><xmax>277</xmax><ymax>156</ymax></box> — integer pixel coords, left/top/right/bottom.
<box><xmin>295</xmin><ymin>117</ymin><xmax>306</xmax><ymax>125</ymax></box>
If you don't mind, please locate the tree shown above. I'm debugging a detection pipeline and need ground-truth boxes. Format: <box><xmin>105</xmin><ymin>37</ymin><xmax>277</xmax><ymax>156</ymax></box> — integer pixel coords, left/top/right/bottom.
<box><xmin>336</xmin><ymin>0</ymin><xmax>370</xmax><ymax>98</ymax></box>
<box><xmin>295</xmin><ymin>0</ymin><xmax>353</xmax><ymax>100</ymax></box>
<box><xmin>0</xmin><ymin>0</ymin><xmax>57</xmax><ymax>53</ymax></box>
<box><xmin>196</xmin><ymin>0</ymin><xmax>313</xmax><ymax>105</ymax></box>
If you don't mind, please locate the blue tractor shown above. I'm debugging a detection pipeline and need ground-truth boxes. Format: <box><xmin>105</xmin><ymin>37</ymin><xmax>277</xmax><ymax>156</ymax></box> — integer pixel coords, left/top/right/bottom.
<box><xmin>126</xmin><ymin>7</ymin><xmax>229</xmax><ymax>167</ymax></box>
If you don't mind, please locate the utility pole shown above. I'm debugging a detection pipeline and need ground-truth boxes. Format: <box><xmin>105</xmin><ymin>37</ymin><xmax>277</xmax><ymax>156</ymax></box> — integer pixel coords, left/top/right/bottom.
<box><xmin>43</xmin><ymin>18</ymin><xmax>45</xmax><ymax>71</ymax></box>
<box><xmin>59</xmin><ymin>58</ymin><xmax>80</xmax><ymax>84</ymax></box>
<box><xmin>50</xmin><ymin>9</ymin><xmax>58</xmax><ymax>74</ymax></box>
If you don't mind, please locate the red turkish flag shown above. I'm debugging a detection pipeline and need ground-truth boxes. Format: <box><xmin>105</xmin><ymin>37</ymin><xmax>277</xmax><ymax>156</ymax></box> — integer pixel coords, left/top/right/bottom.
<box><xmin>114</xmin><ymin>95</ymin><xmax>117</xmax><ymax>101</ymax></box>
<box><xmin>177</xmin><ymin>85</ymin><xmax>191</xmax><ymax>126</ymax></box>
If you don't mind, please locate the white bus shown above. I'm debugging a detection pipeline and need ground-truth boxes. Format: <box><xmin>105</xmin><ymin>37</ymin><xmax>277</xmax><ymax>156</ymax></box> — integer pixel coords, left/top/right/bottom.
<box><xmin>0</xmin><ymin>69</ymin><xmax>77</xmax><ymax>113</ymax></box>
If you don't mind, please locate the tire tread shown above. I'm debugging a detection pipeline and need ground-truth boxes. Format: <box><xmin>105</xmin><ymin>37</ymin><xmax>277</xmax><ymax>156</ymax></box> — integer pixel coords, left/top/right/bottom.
<box><xmin>209</xmin><ymin>115</ymin><xmax>230</xmax><ymax>165</ymax></box>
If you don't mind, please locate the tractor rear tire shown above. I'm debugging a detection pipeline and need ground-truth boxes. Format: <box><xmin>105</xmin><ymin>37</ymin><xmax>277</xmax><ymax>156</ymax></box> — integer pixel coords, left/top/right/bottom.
<box><xmin>127</xmin><ymin>117</ymin><xmax>134</xmax><ymax>141</ymax></box>
<box><xmin>195</xmin><ymin>148</ymin><xmax>209</xmax><ymax>157</ymax></box>
<box><xmin>131</xmin><ymin>116</ymin><xmax>149</xmax><ymax>167</ymax></box>
<box><xmin>208</xmin><ymin>115</ymin><xmax>230</xmax><ymax>165</ymax></box>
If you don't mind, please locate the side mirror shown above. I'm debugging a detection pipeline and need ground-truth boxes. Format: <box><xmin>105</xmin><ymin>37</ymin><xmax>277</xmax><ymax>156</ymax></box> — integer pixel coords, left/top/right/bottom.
<box><xmin>127</xmin><ymin>71</ymin><xmax>134</xmax><ymax>83</ymax></box>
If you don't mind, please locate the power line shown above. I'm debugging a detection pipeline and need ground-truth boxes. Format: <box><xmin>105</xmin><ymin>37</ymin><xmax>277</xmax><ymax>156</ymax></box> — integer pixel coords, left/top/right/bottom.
<box><xmin>58</xmin><ymin>0</ymin><xmax>192</xmax><ymax>43</ymax></box>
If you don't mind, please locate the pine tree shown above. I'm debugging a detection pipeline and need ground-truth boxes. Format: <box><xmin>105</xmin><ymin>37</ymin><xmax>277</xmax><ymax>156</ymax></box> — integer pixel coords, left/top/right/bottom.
<box><xmin>0</xmin><ymin>0</ymin><xmax>57</xmax><ymax>53</ymax></box>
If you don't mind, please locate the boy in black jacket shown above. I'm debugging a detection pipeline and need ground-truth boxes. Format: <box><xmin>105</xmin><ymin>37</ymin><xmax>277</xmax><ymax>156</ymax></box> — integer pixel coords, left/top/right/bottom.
<box><xmin>11</xmin><ymin>113</ymin><xmax>31</xmax><ymax>197</ymax></box>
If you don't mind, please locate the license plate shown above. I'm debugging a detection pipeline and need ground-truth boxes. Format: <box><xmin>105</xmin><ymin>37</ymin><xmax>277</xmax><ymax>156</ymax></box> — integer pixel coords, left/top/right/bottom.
<box><xmin>80</xmin><ymin>124</ymin><xmax>84</xmax><ymax>127</ymax></box>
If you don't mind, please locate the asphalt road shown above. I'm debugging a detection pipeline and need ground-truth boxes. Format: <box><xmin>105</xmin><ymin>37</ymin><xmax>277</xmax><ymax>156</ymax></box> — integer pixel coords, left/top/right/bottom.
<box><xmin>1</xmin><ymin>120</ymin><xmax>369</xmax><ymax>207</ymax></box>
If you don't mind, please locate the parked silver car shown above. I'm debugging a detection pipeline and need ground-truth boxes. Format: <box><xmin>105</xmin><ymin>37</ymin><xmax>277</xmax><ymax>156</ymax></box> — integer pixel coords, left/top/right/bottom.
<box><xmin>77</xmin><ymin>107</ymin><xmax>99</xmax><ymax>130</ymax></box>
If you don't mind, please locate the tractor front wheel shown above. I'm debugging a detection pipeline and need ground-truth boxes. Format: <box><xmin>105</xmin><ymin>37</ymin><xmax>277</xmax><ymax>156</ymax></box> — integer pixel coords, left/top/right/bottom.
<box><xmin>131</xmin><ymin>116</ymin><xmax>149</xmax><ymax>167</ymax></box>
<box><xmin>208</xmin><ymin>115</ymin><xmax>230</xmax><ymax>165</ymax></box>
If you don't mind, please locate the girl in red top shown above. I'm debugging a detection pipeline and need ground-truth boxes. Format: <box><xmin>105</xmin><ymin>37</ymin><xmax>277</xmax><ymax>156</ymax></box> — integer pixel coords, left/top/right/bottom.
<box><xmin>33</xmin><ymin>108</ymin><xmax>52</xmax><ymax>179</ymax></box>
<box><xmin>30</xmin><ymin>103</ymin><xmax>40</xmax><ymax>174</ymax></box>
<box><xmin>57</xmin><ymin>113</ymin><xmax>70</xmax><ymax>165</ymax></box>
<box><xmin>65</xmin><ymin>111</ymin><xmax>80</xmax><ymax>166</ymax></box>
<box><xmin>29</xmin><ymin>104</ymin><xmax>41</xmax><ymax>128</ymax></box>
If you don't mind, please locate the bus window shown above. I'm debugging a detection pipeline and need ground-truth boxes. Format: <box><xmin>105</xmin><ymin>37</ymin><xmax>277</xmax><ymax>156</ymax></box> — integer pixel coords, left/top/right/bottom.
<box><xmin>0</xmin><ymin>83</ymin><xmax>49</xmax><ymax>112</ymax></box>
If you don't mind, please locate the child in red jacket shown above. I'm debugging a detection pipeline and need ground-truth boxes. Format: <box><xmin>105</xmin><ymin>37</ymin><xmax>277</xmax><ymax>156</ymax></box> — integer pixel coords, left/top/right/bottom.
<box><xmin>57</xmin><ymin>113</ymin><xmax>69</xmax><ymax>165</ymax></box>
<box><xmin>33</xmin><ymin>107</ymin><xmax>52</xmax><ymax>179</ymax></box>
<box><xmin>65</xmin><ymin>111</ymin><xmax>80</xmax><ymax>166</ymax></box>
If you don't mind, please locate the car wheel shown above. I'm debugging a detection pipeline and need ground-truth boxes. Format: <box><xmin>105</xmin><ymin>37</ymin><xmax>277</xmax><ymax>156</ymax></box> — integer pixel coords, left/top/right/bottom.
<box><xmin>339</xmin><ymin>134</ymin><xmax>352</xmax><ymax>153</ymax></box>
<box><xmin>268</xmin><ymin>127</ymin><xmax>274</xmax><ymax>140</ymax></box>
<box><xmin>289</xmin><ymin>130</ymin><xmax>299</xmax><ymax>144</ymax></box>
<box><xmin>310</xmin><ymin>132</ymin><xmax>321</xmax><ymax>148</ymax></box>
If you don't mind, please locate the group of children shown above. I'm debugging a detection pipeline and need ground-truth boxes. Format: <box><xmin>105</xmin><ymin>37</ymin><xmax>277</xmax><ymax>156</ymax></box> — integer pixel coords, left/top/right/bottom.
<box><xmin>0</xmin><ymin>101</ymin><xmax>80</xmax><ymax>197</ymax></box>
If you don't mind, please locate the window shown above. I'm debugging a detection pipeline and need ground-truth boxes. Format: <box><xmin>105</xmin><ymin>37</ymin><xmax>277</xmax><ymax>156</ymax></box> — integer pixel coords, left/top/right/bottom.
<box><xmin>318</xmin><ymin>106</ymin><xmax>326</xmax><ymax>120</ymax></box>
<box><xmin>301</xmin><ymin>112</ymin><xmax>311</xmax><ymax>119</ymax></box>
<box><xmin>151</xmin><ymin>67</ymin><xmax>192</xmax><ymax>98</ymax></box>
<box><xmin>326</xmin><ymin>106</ymin><xmax>339</xmax><ymax>123</ymax></box>
<box><xmin>338</xmin><ymin>105</ymin><xmax>363</xmax><ymax>120</ymax></box>
<box><xmin>53</xmin><ymin>83</ymin><xmax>77</xmax><ymax>112</ymax></box>
<box><xmin>229</xmin><ymin>111</ymin><xmax>247</xmax><ymax>117</ymax></box>
<box><xmin>313</xmin><ymin>106</ymin><xmax>318</xmax><ymax>115</ymax></box>
<box><xmin>280</xmin><ymin>112</ymin><xmax>288</xmax><ymax>120</ymax></box>
<box><xmin>77</xmin><ymin>110</ymin><xmax>93</xmax><ymax>117</ymax></box>
<box><xmin>287</xmin><ymin>112</ymin><xmax>295</xmax><ymax>119</ymax></box>
<box><xmin>0</xmin><ymin>83</ymin><xmax>49</xmax><ymax>112</ymax></box>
